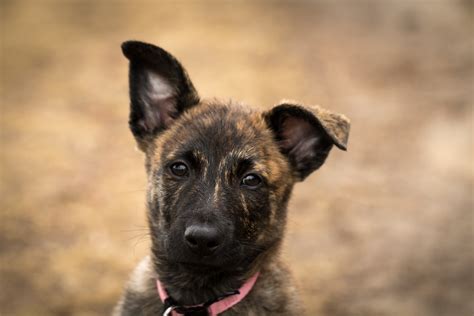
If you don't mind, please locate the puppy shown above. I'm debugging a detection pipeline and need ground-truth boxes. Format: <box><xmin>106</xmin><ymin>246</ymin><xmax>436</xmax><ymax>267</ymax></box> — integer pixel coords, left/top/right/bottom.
<box><xmin>114</xmin><ymin>41</ymin><xmax>350</xmax><ymax>316</ymax></box>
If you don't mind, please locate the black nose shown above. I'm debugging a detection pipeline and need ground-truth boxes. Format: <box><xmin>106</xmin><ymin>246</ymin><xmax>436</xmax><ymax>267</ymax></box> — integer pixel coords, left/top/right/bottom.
<box><xmin>184</xmin><ymin>224</ymin><xmax>222</xmax><ymax>256</ymax></box>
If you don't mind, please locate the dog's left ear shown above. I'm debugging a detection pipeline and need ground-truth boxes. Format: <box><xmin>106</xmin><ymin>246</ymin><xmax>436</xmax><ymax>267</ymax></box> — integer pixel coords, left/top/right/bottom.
<box><xmin>121</xmin><ymin>41</ymin><xmax>200</xmax><ymax>150</ymax></box>
<box><xmin>264</xmin><ymin>102</ymin><xmax>350</xmax><ymax>181</ymax></box>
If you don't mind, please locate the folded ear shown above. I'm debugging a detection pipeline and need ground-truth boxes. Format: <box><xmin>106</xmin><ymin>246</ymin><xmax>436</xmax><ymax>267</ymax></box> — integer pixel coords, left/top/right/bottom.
<box><xmin>121</xmin><ymin>41</ymin><xmax>200</xmax><ymax>150</ymax></box>
<box><xmin>264</xmin><ymin>102</ymin><xmax>350</xmax><ymax>181</ymax></box>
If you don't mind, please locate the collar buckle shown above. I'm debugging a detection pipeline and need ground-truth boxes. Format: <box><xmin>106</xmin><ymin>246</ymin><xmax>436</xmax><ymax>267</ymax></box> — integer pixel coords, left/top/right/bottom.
<box><xmin>162</xmin><ymin>306</ymin><xmax>175</xmax><ymax>316</ymax></box>
<box><xmin>162</xmin><ymin>297</ymin><xmax>210</xmax><ymax>316</ymax></box>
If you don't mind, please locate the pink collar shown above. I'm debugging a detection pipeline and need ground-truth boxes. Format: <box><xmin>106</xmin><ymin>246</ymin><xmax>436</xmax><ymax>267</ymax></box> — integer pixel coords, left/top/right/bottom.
<box><xmin>156</xmin><ymin>272</ymin><xmax>259</xmax><ymax>316</ymax></box>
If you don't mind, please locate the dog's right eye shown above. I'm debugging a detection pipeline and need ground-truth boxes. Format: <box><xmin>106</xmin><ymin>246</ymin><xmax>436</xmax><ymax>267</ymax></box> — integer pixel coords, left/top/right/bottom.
<box><xmin>170</xmin><ymin>162</ymin><xmax>189</xmax><ymax>177</ymax></box>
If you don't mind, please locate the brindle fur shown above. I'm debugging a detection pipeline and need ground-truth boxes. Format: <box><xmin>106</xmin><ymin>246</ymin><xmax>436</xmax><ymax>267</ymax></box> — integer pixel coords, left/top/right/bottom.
<box><xmin>114</xmin><ymin>41</ymin><xmax>350</xmax><ymax>316</ymax></box>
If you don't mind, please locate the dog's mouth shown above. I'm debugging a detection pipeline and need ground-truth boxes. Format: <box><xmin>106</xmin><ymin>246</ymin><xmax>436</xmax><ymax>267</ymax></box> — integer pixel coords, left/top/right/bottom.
<box><xmin>164</xmin><ymin>247</ymin><xmax>245</xmax><ymax>272</ymax></box>
<box><xmin>175</xmin><ymin>249</ymin><xmax>240</xmax><ymax>268</ymax></box>
<box><xmin>177</xmin><ymin>260</ymin><xmax>222</xmax><ymax>271</ymax></box>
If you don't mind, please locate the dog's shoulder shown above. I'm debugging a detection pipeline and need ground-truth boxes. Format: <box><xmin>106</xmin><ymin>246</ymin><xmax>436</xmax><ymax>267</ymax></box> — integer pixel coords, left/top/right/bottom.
<box><xmin>113</xmin><ymin>256</ymin><xmax>163</xmax><ymax>316</ymax></box>
<box><xmin>225</xmin><ymin>260</ymin><xmax>304</xmax><ymax>315</ymax></box>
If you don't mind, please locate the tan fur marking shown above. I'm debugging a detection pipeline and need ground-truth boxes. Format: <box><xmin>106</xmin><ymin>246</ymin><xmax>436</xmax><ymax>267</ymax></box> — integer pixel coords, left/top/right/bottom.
<box><xmin>172</xmin><ymin>184</ymin><xmax>185</xmax><ymax>209</ymax></box>
<box><xmin>217</xmin><ymin>159</ymin><xmax>226</xmax><ymax>177</ymax></box>
<box><xmin>198</xmin><ymin>115</ymin><xmax>216</xmax><ymax>128</ymax></box>
<box><xmin>235</xmin><ymin>118</ymin><xmax>246</xmax><ymax>131</ymax></box>
<box><xmin>194</xmin><ymin>149</ymin><xmax>209</xmax><ymax>178</ymax></box>
<box><xmin>127</xmin><ymin>256</ymin><xmax>155</xmax><ymax>294</ymax></box>
<box><xmin>213</xmin><ymin>179</ymin><xmax>221</xmax><ymax>206</ymax></box>
<box><xmin>268</xmin><ymin>197</ymin><xmax>277</xmax><ymax>225</ymax></box>
<box><xmin>240</xmin><ymin>192</ymin><xmax>249</xmax><ymax>215</ymax></box>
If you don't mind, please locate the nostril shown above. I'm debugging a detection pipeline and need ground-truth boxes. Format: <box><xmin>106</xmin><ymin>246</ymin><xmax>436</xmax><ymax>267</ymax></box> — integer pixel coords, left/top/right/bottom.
<box><xmin>207</xmin><ymin>240</ymin><xmax>219</xmax><ymax>249</ymax></box>
<box><xmin>186</xmin><ymin>236</ymin><xmax>198</xmax><ymax>246</ymax></box>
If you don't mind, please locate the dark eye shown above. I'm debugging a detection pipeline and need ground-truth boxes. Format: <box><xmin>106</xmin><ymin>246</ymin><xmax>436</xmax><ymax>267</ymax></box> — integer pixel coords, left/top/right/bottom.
<box><xmin>170</xmin><ymin>162</ymin><xmax>189</xmax><ymax>177</ymax></box>
<box><xmin>241</xmin><ymin>173</ymin><xmax>262</xmax><ymax>188</ymax></box>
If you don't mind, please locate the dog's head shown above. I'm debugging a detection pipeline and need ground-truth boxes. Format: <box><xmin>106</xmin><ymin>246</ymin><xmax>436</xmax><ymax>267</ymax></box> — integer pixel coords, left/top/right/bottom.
<box><xmin>121</xmin><ymin>41</ymin><xmax>350</xmax><ymax>274</ymax></box>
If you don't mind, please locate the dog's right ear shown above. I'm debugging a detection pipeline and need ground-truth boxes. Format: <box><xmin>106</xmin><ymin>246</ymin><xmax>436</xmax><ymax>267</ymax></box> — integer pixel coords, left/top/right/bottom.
<box><xmin>121</xmin><ymin>41</ymin><xmax>200</xmax><ymax>150</ymax></box>
<box><xmin>264</xmin><ymin>102</ymin><xmax>350</xmax><ymax>181</ymax></box>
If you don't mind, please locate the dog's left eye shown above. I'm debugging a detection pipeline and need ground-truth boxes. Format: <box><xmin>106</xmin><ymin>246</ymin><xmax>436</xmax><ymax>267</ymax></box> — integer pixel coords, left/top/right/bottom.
<box><xmin>241</xmin><ymin>173</ymin><xmax>262</xmax><ymax>188</ymax></box>
<box><xmin>170</xmin><ymin>162</ymin><xmax>189</xmax><ymax>177</ymax></box>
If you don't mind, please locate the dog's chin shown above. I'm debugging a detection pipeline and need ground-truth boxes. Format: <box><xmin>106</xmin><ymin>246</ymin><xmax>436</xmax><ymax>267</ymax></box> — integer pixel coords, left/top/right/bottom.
<box><xmin>176</xmin><ymin>260</ymin><xmax>225</xmax><ymax>272</ymax></box>
<box><xmin>173</xmin><ymin>253</ymin><xmax>240</xmax><ymax>271</ymax></box>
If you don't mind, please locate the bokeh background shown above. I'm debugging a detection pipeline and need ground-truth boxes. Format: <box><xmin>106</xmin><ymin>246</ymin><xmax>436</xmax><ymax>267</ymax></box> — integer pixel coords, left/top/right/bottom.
<box><xmin>1</xmin><ymin>1</ymin><xmax>473</xmax><ymax>315</ymax></box>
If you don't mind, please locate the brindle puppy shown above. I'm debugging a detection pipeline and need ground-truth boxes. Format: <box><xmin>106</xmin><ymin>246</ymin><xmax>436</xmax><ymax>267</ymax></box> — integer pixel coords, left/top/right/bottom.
<box><xmin>114</xmin><ymin>41</ymin><xmax>350</xmax><ymax>316</ymax></box>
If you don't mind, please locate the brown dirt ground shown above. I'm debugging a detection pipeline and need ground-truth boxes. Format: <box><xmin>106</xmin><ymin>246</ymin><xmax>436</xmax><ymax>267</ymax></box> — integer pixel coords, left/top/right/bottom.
<box><xmin>1</xmin><ymin>1</ymin><xmax>473</xmax><ymax>315</ymax></box>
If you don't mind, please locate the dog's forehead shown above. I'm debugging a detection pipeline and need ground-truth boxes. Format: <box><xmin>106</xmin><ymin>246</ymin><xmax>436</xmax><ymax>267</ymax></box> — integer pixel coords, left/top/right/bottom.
<box><xmin>155</xmin><ymin>102</ymin><xmax>273</xmax><ymax>160</ymax></box>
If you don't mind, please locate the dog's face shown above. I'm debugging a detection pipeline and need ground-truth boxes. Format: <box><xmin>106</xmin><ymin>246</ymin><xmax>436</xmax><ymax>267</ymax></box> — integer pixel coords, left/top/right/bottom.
<box><xmin>148</xmin><ymin>104</ymin><xmax>294</xmax><ymax>270</ymax></box>
<box><xmin>121</xmin><ymin>41</ymin><xmax>350</xmax><ymax>273</ymax></box>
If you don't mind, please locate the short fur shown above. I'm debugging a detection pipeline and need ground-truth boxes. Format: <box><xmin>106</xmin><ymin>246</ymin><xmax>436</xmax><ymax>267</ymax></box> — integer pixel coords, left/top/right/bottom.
<box><xmin>114</xmin><ymin>41</ymin><xmax>350</xmax><ymax>316</ymax></box>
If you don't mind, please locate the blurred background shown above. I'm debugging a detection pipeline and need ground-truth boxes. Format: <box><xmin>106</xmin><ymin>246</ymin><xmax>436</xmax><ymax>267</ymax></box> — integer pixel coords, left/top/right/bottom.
<box><xmin>1</xmin><ymin>1</ymin><xmax>473</xmax><ymax>315</ymax></box>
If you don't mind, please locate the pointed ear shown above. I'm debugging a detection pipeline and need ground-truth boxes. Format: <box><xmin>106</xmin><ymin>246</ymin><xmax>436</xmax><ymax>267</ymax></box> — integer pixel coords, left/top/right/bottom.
<box><xmin>264</xmin><ymin>102</ymin><xmax>350</xmax><ymax>181</ymax></box>
<box><xmin>121</xmin><ymin>41</ymin><xmax>200</xmax><ymax>150</ymax></box>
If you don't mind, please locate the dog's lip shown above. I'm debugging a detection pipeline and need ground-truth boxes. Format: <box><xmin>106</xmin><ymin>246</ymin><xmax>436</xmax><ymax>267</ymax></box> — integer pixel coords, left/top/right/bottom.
<box><xmin>176</xmin><ymin>260</ymin><xmax>225</xmax><ymax>270</ymax></box>
<box><xmin>178</xmin><ymin>260</ymin><xmax>217</xmax><ymax>267</ymax></box>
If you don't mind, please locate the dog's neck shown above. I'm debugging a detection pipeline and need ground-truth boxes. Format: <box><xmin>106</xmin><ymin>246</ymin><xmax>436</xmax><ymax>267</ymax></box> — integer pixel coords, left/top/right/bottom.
<box><xmin>152</xmin><ymin>258</ymin><xmax>260</xmax><ymax>305</ymax></box>
<box><xmin>151</xmin><ymin>246</ymin><xmax>278</xmax><ymax>305</ymax></box>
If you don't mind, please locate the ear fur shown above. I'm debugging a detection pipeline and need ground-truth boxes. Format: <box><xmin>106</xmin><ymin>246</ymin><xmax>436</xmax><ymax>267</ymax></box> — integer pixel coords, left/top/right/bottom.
<box><xmin>121</xmin><ymin>41</ymin><xmax>200</xmax><ymax>150</ymax></box>
<box><xmin>264</xmin><ymin>102</ymin><xmax>350</xmax><ymax>180</ymax></box>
